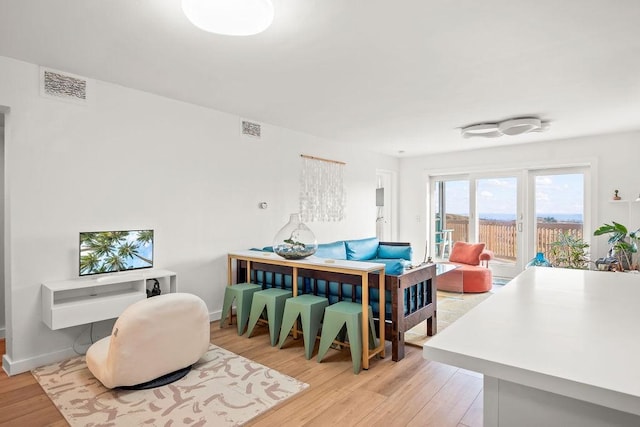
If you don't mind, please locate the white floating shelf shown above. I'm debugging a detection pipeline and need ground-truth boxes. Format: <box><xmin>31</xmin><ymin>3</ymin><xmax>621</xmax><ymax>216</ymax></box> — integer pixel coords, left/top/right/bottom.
<box><xmin>42</xmin><ymin>269</ymin><xmax>177</xmax><ymax>330</ymax></box>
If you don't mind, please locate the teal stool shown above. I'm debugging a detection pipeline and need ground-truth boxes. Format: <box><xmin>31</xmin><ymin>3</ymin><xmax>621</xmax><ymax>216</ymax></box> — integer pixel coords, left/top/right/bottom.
<box><xmin>246</xmin><ymin>288</ymin><xmax>293</xmax><ymax>346</ymax></box>
<box><xmin>220</xmin><ymin>283</ymin><xmax>263</xmax><ymax>335</ymax></box>
<box><xmin>278</xmin><ymin>294</ymin><xmax>329</xmax><ymax>359</ymax></box>
<box><xmin>317</xmin><ymin>301</ymin><xmax>378</xmax><ymax>374</ymax></box>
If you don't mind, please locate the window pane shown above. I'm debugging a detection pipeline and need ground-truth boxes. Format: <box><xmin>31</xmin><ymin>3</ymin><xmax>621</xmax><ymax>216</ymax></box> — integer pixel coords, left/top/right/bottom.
<box><xmin>477</xmin><ymin>177</ymin><xmax>518</xmax><ymax>264</ymax></box>
<box><xmin>535</xmin><ymin>173</ymin><xmax>584</xmax><ymax>256</ymax></box>
<box><xmin>443</xmin><ymin>180</ymin><xmax>469</xmax><ymax>249</ymax></box>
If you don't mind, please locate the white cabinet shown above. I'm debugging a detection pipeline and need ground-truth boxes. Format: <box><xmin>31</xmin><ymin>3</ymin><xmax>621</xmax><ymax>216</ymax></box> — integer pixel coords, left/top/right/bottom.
<box><xmin>42</xmin><ymin>269</ymin><xmax>177</xmax><ymax>330</ymax></box>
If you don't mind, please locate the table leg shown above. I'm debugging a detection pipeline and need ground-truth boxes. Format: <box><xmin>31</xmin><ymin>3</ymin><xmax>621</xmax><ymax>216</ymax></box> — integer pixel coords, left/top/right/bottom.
<box><xmin>292</xmin><ymin>267</ymin><xmax>298</xmax><ymax>296</ymax></box>
<box><xmin>226</xmin><ymin>256</ymin><xmax>235</xmax><ymax>326</ymax></box>
<box><xmin>292</xmin><ymin>267</ymin><xmax>299</xmax><ymax>339</ymax></box>
<box><xmin>379</xmin><ymin>269</ymin><xmax>385</xmax><ymax>358</ymax></box>
<box><xmin>362</xmin><ymin>272</ymin><xmax>369</xmax><ymax>370</ymax></box>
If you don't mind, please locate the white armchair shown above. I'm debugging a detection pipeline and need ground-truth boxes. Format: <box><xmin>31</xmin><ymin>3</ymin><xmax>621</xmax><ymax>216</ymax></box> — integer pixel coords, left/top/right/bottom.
<box><xmin>86</xmin><ymin>292</ymin><xmax>210</xmax><ymax>389</ymax></box>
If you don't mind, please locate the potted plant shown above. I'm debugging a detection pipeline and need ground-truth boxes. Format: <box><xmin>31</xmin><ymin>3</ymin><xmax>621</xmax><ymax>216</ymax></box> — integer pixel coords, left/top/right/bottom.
<box><xmin>593</xmin><ymin>222</ymin><xmax>640</xmax><ymax>270</ymax></box>
<box><xmin>548</xmin><ymin>232</ymin><xmax>590</xmax><ymax>269</ymax></box>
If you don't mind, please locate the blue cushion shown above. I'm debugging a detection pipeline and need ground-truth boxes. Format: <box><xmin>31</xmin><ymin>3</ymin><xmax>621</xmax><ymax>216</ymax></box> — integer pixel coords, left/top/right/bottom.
<box><xmin>368</xmin><ymin>258</ymin><xmax>409</xmax><ymax>275</ymax></box>
<box><xmin>314</xmin><ymin>241</ymin><xmax>347</xmax><ymax>259</ymax></box>
<box><xmin>377</xmin><ymin>244</ymin><xmax>412</xmax><ymax>261</ymax></box>
<box><xmin>345</xmin><ymin>237</ymin><xmax>380</xmax><ymax>260</ymax></box>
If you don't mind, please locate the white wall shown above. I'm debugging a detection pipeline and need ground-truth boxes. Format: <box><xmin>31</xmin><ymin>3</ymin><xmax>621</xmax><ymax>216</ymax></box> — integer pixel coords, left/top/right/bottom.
<box><xmin>0</xmin><ymin>113</ymin><xmax>4</xmax><ymax>338</ymax></box>
<box><xmin>397</xmin><ymin>132</ymin><xmax>640</xmax><ymax>266</ymax></box>
<box><xmin>0</xmin><ymin>55</ymin><xmax>399</xmax><ymax>374</ymax></box>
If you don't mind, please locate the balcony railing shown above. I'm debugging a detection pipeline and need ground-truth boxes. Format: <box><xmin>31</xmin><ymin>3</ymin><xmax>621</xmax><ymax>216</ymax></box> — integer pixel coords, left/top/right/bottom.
<box><xmin>445</xmin><ymin>218</ymin><xmax>583</xmax><ymax>261</ymax></box>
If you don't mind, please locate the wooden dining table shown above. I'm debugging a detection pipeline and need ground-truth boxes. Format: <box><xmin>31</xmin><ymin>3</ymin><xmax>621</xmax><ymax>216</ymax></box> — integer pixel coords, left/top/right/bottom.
<box><xmin>227</xmin><ymin>249</ymin><xmax>386</xmax><ymax>369</ymax></box>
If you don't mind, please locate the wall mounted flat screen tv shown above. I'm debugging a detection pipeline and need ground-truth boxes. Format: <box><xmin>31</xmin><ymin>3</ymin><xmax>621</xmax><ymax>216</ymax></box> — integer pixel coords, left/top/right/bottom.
<box><xmin>79</xmin><ymin>230</ymin><xmax>154</xmax><ymax>276</ymax></box>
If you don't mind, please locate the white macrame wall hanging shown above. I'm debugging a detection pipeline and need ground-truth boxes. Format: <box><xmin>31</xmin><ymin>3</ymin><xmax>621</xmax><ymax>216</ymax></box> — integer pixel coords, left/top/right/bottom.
<box><xmin>299</xmin><ymin>155</ymin><xmax>346</xmax><ymax>222</ymax></box>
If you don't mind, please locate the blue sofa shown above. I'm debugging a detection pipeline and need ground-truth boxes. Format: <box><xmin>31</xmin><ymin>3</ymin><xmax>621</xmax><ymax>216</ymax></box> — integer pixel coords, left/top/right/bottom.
<box><xmin>313</xmin><ymin>237</ymin><xmax>413</xmax><ymax>275</ymax></box>
<box><xmin>241</xmin><ymin>237</ymin><xmax>437</xmax><ymax>361</ymax></box>
<box><xmin>264</xmin><ymin>236</ymin><xmax>412</xmax><ymax>273</ymax></box>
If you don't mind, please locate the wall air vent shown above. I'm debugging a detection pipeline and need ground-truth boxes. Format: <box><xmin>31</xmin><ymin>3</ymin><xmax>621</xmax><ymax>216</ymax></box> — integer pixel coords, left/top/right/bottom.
<box><xmin>241</xmin><ymin>119</ymin><xmax>261</xmax><ymax>138</ymax></box>
<box><xmin>40</xmin><ymin>67</ymin><xmax>92</xmax><ymax>104</ymax></box>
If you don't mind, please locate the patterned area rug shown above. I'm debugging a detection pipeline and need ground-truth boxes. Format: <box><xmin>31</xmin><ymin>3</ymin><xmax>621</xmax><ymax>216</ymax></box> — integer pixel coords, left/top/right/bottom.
<box><xmin>32</xmin><ymin>344</ymin><xmax>308</xmax><ymax>426</ymax></box>
<box><xmin>405</xmin><ymin>291</ymin><xmax>494</xmax><ymax>348</ymax></box>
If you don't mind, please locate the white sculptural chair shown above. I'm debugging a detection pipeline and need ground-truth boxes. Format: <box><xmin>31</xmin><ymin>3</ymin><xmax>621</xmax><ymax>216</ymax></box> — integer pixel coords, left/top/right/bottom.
<box><xmin>86</xmin><ymin>292</ymin><xmax>210</xmax><ymax>389</ymax></box>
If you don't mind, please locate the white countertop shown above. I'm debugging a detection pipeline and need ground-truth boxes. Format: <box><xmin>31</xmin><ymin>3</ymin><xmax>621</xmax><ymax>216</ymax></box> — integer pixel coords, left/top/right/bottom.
<box><xmin>423</xmin><ymin>267</ymin><xmax>640</xmax><ymax>415</ymax></box>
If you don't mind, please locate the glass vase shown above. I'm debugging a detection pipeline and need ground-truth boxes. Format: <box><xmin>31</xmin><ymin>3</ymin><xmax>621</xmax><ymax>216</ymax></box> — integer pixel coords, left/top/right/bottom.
<box><xmin>526</xmin><ymin>252</ymin><xmax>552</xmax><ymax>268</ymax></box>
<box><xmin>272</xmin><ymin>213</ymin><xmax>318</xmax><ymax>259</ymax></box>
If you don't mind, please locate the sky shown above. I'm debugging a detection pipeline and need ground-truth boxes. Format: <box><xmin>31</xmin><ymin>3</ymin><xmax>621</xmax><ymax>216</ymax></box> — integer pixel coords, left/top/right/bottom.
<box><xmin>534</xmin><ymin>174</ymin><xmax>584</xmax><ymax>215</ymax></box>
<box><xmin>442</xmin><ymin>173</ymin><xmax>584</xmax><ymax>216</ymax></box>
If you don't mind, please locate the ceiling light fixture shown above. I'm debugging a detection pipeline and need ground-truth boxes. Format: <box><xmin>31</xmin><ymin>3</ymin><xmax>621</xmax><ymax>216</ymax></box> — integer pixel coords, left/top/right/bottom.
<box><xmin>461</xmin><ymin>117</ymin><xmax>550</xmax><ymax>139</ymax></box>
<box><xmin>181</xmin><ymin>0</ymin><xmax>274</xmax><ymax>36</ymax></box>
<box><xmin>459</xmin><ymin>123</ymin><xmax>503</xmax><ymax>139</ymax></box>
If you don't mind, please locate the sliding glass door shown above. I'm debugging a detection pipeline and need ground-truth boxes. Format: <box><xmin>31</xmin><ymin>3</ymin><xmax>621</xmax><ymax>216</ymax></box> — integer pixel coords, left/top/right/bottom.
<box><xmin>434</xmin><ymin>180</ymin><xmax>470</xmax><ymax>258</ymax></box>
<box><xmin>433</xmin><ymin>174</ymin><xmax>521</xmax><ymax>278</ymax></box>
<box><xmin>476</xmin><ymin>176</ymin><xmax>520</xmax><ymax>278</ymax></box>
<box><xmin>529</xmin><ymin>169</ymin><xmax>586</xmax><ymax>267</ymax></box>
<box><xmin>430</xmin><ymin>167</ymin><xmax>588</xmax><ymax>279</ymax></box>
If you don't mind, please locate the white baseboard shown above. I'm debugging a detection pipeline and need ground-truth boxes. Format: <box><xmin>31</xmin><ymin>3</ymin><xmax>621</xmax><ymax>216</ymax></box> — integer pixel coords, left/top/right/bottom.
<box><xmin>210</xmin><ymin>309</ymin><xmax>222</xmax><ymax>323</ymax></box>
<box><xmin>0</xmin><ymin>327</ymin><xmax>5</xmax><ymax>339</ymax></box>
<box><xmin>3</xmin><ymin>311</ymin><xmax>223</xmax><ymax>376</ymax></box>
<box><xmin>3</xmin><ymin>347</ymin><xmax>78</xmax><ymax>376</ymax></box>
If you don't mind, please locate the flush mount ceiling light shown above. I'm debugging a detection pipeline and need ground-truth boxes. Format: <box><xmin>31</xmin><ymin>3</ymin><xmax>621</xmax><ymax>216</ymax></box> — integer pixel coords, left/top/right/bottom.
<box><xmin>459</xmin><ymin>123</ymin><xmax>503</xmax><ymax>139</ymax></box>
<box><xmin>461</xmin><ymin>117</ymin><xmax>550</xmax><ymax>139</ymax></box>
<box><xmin>181</xmin><ymin>0</ymin><xmax>274</xmax><ymax>36</ymax></box>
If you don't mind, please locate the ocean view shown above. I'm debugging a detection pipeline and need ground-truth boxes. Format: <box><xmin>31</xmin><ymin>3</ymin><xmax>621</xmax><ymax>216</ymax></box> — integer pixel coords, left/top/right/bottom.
<box><xmin>477</xmin><ymin>213</ymin><xmax>583</xmax><ymax>222</ymax></box>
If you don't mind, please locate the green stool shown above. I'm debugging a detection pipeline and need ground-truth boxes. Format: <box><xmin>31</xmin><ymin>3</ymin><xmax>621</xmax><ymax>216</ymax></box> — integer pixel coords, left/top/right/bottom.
<box><xmin>317</xmin><ymin>301</ymin><xmax>378</xmax><ymax>374</ymax></box>
<box><xmin>278</xmin><ymin>294</ymin><xmax>329</xmax><ymax>359</ymax></box>
<box><xmin>246</xmin><ymin>288</ymin><xmax>293</xmax><ymax>346</ymax></box>
<box><xmin>220</xmin><ymin>283</ymin><xmax>263</xmax><ymax>335</ymax></box>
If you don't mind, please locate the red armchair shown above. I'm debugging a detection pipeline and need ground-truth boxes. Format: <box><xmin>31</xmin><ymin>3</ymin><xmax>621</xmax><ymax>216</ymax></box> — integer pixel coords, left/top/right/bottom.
<box><xmin>438</xmin><ymin>241</ymin><xmax>494</xmax><ymax>293</ymax></box>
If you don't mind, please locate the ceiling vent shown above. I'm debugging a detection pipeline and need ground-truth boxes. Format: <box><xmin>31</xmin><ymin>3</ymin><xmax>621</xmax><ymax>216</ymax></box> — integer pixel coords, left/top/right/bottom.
<box><xmin>40</xmin><ymin>67</ymin><xmax>91</xmax><ymax>104</ymax></box>
<box><xmin>241</xmin><ymin>119</ymin><xmax>262</xmax><ymax>138</ymax></box>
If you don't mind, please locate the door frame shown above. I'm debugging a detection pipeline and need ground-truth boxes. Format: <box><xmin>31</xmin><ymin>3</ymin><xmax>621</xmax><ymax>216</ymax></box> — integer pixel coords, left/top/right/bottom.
<box><xmin>1</xmin><ymin>105</ymin><xmax>10</xmax><ymax>343</ymax></box>
<box><xmin>428</xmin><ymin>164</ymin><xmax>591</xmax><ymax>278</ymax></box>
<box><xmin>429</xmin><ymin>172</ymin><xmax>523</xmax><ymax>278</ymax></box>
<box><xmin>526</xmin><ymin>166</ymin><xmax>591</xmax><ymax>265</ymax></box>
<box><xmin>376</xmin><ymin>169</ymin><xmax>397</xmax><ymax>241</ymax></box>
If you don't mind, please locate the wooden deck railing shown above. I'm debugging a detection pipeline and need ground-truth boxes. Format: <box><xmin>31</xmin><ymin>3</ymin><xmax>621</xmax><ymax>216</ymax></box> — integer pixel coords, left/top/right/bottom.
<box><xmin>445</xmin><ymin>219</ymin><xmax>583</xmax><ymax>261</ymax></box>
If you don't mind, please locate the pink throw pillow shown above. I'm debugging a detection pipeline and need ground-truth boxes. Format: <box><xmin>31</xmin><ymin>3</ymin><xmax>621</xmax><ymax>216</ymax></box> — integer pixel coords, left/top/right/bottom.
<box><xmin>449</xmin><ymin>242</ymin><xmax>486</xmax><ymax>266</ymax></box>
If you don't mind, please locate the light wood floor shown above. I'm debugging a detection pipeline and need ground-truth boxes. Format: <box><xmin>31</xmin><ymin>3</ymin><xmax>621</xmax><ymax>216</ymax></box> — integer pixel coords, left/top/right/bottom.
<box><xmin>0</xmin><ymin>324</ymin><xmax>483</xmax><ymax>427</ymax></box>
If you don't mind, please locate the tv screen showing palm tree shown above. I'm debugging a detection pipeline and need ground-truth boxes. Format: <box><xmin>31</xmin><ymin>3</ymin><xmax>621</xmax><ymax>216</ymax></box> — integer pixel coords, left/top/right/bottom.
<box><xmin>80</xmin><ymin>230</ymin><xmax>154</xmax><ymax>276</ymax></box>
